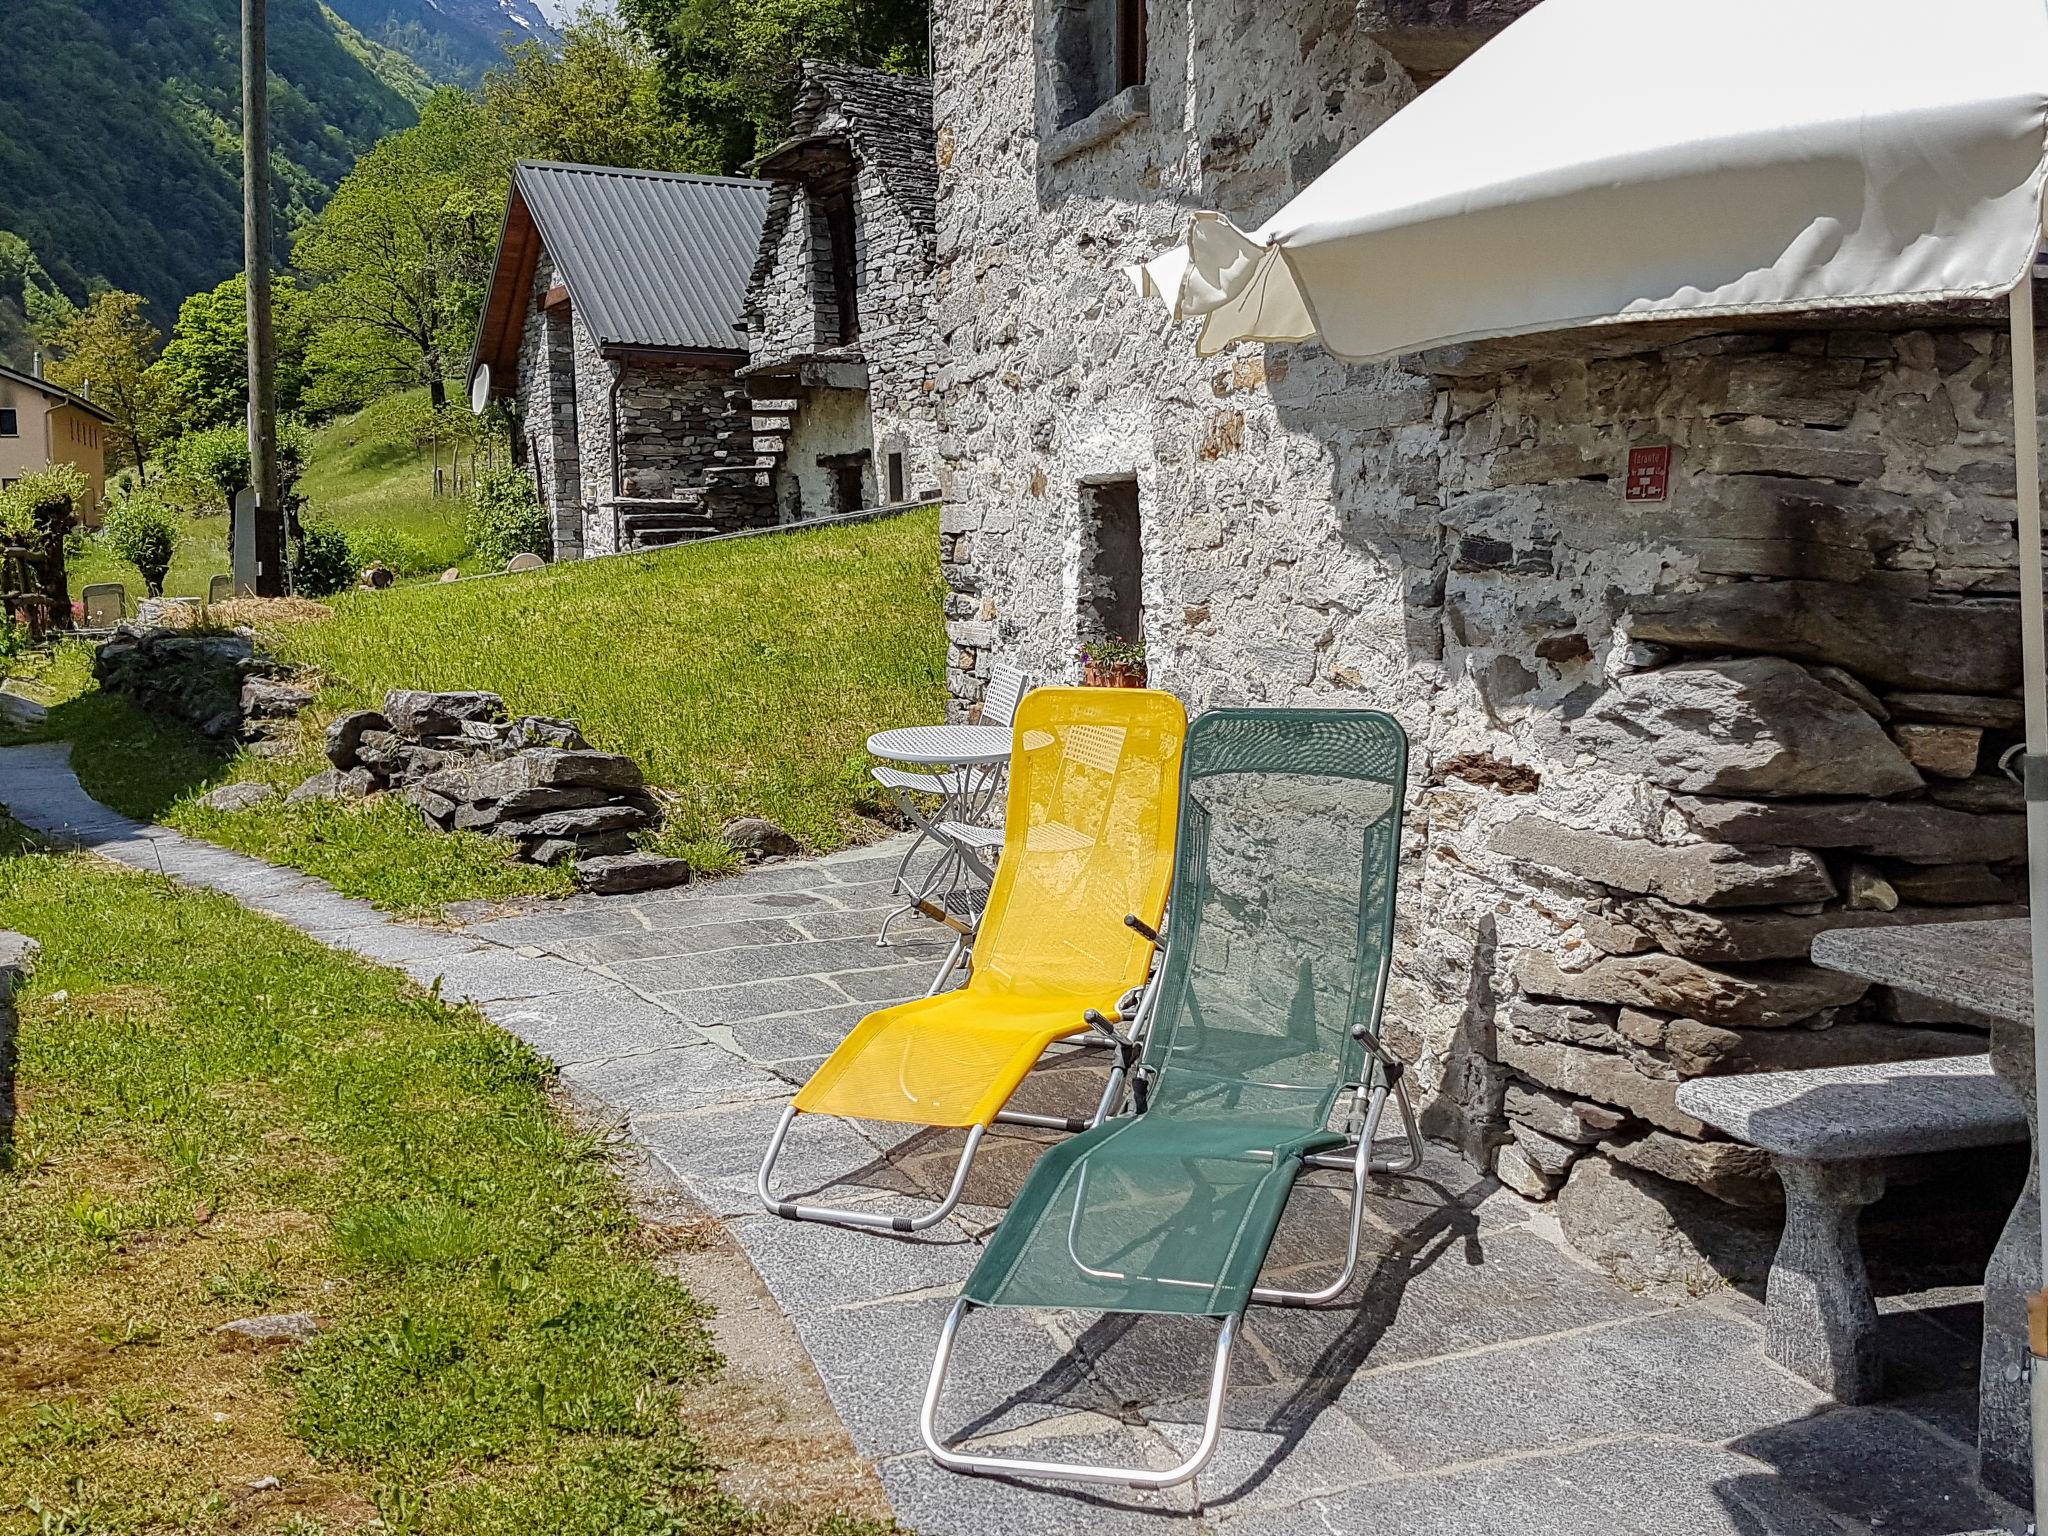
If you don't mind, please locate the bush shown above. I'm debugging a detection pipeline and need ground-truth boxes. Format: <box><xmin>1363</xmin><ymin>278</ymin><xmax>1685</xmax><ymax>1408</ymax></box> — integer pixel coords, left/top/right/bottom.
<box><xmin>99</xmin><ymin>488</ymin><xmax>183</xmax><ymax>597</ymax></box>
<box><xmin>293</xmin><ymin>521</ymin><xmax>358</xmax><ymax>597</ymax></box>
<box><xmin>0</xmin><ymin>462</ymin><xmax>90</xmax><ymax>550</ymax></box>
<box><xmin>464</xmin><ymin>468</ymin><xmax>549</xmax><ymax>569</ymax></box>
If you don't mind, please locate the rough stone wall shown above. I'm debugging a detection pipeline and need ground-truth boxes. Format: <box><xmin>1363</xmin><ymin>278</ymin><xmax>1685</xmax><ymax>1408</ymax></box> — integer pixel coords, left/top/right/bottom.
<box><xmin>844</xmin><ymin>117</ymin><xmax>943</xmax><ymax>500</ymax></box>
<box><xmin>746</xmin><ymin>70</ymin><xmax>943</xmax><ymax>507</ymax></box>
<box><xmin>753</xmin><ymin>181</ymin><xmax>830</xmax><ymax>363</ymax></box>
<box><xmin>613</xmin><ymin>361</ymin><xmax>751</xmax><ymax>499</ymax></box>
<box><xmin>933</xmin><ymin>0</ymin><xmax>2036</xmax><ymax>1238</ymax></box>
<box><xmin>570</xmin><ymin>310</ymin><xmax>620</xmax><ymax>557</ymax></box>
<box><xmin>1414</xmin><ymin>327</ymin><xmax>2030</xmax><ymax>1218</ymax></box>
<box><xmin>516</xmin><ymin>254</ymin><xmax>583</xmax><ymax>560</ymax></box>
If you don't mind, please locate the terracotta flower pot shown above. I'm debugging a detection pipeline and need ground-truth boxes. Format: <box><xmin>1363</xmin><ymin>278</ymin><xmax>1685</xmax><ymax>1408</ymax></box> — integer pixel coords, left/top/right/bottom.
<box><xmin>1083</xmin><ymin>659</ymin><xmax>1148</xmax><ymax>688</ymax></box>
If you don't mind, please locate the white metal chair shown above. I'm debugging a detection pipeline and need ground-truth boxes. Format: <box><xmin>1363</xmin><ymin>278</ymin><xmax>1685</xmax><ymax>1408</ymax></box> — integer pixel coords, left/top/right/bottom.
<box><xmin>873</xmin><ymin>662</ymin><xmax>1033</xmax><ymax>928</ymax></box>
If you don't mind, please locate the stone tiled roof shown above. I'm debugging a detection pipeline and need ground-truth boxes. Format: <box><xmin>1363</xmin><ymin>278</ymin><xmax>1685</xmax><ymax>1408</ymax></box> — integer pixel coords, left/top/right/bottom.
<box><xmin>798</xmin><ymin>63</ymin><xmax>937</xmax><ymax>244</ymax></box>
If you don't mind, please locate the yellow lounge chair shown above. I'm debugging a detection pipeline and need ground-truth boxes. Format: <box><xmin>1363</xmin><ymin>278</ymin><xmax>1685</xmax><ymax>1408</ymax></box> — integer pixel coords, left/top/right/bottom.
<box><xmin>758</xmin><ymin>686</ymin><xmax>1188</xmax><ymax>1232</ymax></box>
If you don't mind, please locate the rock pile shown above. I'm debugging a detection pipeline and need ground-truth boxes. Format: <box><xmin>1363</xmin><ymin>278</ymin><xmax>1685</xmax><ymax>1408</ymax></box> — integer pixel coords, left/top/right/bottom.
<box><xmin>323</xmin><ymin>690</ymin><xmax>680</xmax><ymax>876</ymax></box>
<box><xmin>93</xmin><ymin>626</ymin><xmax>313</xmax><ymax>756</ymax></box>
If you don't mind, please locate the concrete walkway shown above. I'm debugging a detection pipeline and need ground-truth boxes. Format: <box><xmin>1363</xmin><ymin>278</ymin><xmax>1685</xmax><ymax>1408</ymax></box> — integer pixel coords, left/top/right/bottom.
<box><xmin>0</xmin><ymin>740</ymin><xmax>2024</xmax><ymax>1536</ymax></box>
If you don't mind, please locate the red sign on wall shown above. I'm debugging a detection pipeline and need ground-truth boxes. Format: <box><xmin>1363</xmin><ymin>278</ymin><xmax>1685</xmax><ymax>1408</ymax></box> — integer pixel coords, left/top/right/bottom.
<box><xmin>1625</xmin><ymin>445</ymin><xmax>1673</xmax><ymax>503</ymax></box>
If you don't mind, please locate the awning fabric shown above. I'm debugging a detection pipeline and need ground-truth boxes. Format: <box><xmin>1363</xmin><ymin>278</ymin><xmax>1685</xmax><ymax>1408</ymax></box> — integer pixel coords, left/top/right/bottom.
<box><xmin>1130</xmin><ymin>0</ymin><xmax>2048</xmax><ymax>362</ymax></box>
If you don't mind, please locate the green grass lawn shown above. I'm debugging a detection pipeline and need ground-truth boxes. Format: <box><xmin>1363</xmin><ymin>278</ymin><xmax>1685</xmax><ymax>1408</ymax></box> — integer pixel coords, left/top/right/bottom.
<box><xmin>0</xmin><ymin>831</ymin><xmax>891</xmax><ymax>1535</ymax></box>
<box><xmin>16</xmin><ymin>508</ymin><xmax>946</xmax><ymax>914</ymax></box>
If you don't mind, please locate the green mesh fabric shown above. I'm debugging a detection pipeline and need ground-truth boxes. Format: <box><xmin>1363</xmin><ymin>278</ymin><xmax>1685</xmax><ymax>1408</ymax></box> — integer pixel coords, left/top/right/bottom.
<box><xmin>964</xmin><ymin>709</ymin><xmax>1408</xmax><ymax>1318</ymax></box>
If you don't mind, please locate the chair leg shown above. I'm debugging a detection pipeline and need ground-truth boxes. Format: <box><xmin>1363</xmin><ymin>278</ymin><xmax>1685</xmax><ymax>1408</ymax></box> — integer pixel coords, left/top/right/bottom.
<box><xmin>1251</xmin><ymin>1083</ymin><xmax>1387</xmax><ymax>1307</ymax></box>
<box><xmin>921</xmin><ymin>1298</ymin><xmax>1240</xmax><ymax>1489</ymax></box>
<box><xmin>926</xmin><ymin>933</ymin><xmax>969</xmax><ymax>996</ymax></box>
<box><xmin>758</xmin><ymin>1104</ymin><xmax>985</xmax><ymax>1233</ymax></box>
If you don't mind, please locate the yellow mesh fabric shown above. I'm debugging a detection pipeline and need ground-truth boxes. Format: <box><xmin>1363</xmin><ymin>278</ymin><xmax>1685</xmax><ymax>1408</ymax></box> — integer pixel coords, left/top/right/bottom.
<box><xmin>794</xmin><ymin>688</ymin><xmax>1187</xmax><ymax>1128</ymax></box>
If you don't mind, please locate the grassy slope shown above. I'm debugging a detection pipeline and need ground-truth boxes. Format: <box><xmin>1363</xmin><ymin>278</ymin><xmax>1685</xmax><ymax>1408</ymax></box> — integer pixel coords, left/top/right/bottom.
<box><xmin>0</xmin><ymin>832</ymin><xmax>888</xmax><ymax>1535</ymax></box>
<box><xmin>263</xmin><ymin>507</ymin><xmax>948</xmax><ymax>868</ymax></box>
<box><xmin>73</xmin><ymin>391</ymin><xmax>480</xmax><ymax>605</ymax></box>
<box><xmin>296</xmin><ymin>391</ymin><xmax>478</xmax><ymax>577</ymax></box>
<box><xmin>23</xmin><ymin>508</ymin><xmax>945</xmax><ymax>913</ymax></box>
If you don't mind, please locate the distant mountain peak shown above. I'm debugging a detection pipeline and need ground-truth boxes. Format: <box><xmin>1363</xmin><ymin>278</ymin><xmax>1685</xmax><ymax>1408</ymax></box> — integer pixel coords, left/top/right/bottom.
<box><xmin>324</xmin><ymin>0</ymin><xmax>564</xmax><ymax>85</ymax></box>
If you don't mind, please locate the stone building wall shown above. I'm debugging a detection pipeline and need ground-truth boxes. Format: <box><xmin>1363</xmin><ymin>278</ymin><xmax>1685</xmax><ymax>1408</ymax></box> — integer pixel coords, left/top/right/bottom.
<box><xmin>612</xmin><ymin>362</ymin><xmax>752</xmax><ymax>500</ymax></box>
<box><xmin>932</xmin><ymin>0</ymin><xmax>2034</xmax><ymax>1262</ymax></box>
<box><xmin>746</xmin><ymin>65</ymin><xmax>944</xmax><ymax>510</ymax></box>
<box><xmin>516</xmin><ymin>254</ymin><xmax>583</xmax><ymax>561</ymax></box>
<box><xmin>570</xmin><ymin>309</ymin><xmax>619</xmax><ymax>557</ymax></box>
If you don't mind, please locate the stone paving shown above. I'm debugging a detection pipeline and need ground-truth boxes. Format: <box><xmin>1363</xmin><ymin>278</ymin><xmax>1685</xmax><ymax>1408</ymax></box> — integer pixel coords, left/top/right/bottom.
<box><xmin>0</xmin><ymin>739</ymin><xmax>2027</xmax><ymax>1536</ymax></box>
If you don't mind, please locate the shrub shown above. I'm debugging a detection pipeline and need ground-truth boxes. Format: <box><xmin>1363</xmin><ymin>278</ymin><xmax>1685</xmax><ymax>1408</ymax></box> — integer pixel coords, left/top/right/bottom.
<box><xmin>99</xmin><ymin>488</ymin><xmax>183</xmax><ymax>597</ymax></box>
<box><xmin>464</xmin><ymin>468</ymin><xmax>549</xmax><ymax>569</ymax></box>
<box><xmin>0</xmin><ymin>462</ymin><xmax>90</xmax><ymax>550</ymax></box>
<box><xmin>343</xmin><ymin>524</ymin><xmax>438</xmax><ymax>579</ymax></box>
<box><xmin>293</xmin><ymin>521</ymin><xmax>358</xmax><ymax>597</ymax></box>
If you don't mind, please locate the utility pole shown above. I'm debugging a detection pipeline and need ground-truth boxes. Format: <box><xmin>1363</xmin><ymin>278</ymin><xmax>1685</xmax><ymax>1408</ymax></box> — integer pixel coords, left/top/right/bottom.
<box><xmin>241</xmin><ymin>0</ymin><xmax>286</xmax><ymax>595</ymax></box>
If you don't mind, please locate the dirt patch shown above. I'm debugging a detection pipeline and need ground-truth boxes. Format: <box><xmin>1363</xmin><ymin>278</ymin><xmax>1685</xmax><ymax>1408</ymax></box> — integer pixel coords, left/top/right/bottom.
<box><xmin>581</xmin><ymin>1103</ymin><xmax>895</xmax><ymax>1528</ymax></box>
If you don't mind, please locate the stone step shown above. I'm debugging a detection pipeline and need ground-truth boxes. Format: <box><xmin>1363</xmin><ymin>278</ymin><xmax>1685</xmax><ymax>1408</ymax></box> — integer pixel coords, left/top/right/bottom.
<box><xmin>752</xmin><ymin>433</ymin><xmax>790</xmax><ymax>455</ymax></box>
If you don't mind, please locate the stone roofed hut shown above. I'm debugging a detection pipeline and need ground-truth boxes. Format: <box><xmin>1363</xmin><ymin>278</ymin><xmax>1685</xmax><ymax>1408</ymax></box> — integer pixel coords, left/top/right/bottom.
<box><xmin>932</xmin><ymin>0</ymin><xmax>2034</xmax><ymax>1284</ymax></box>
<box><xmin>470</xmin><ymin>161</ymin><xmax>773</xmax><ymax>559</ymax></box>
<box><xmin>741</xmin><ymin>63</ymin><xmax>941</xmax><ymax>521</ymax></box>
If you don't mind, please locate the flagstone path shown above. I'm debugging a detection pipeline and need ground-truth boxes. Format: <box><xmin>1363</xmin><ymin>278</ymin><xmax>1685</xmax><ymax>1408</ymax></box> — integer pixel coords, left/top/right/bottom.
<box><xmin>0</xmin><ymin>739</ymin><xmax>2026</xmax><ymax>1536</ymax></box>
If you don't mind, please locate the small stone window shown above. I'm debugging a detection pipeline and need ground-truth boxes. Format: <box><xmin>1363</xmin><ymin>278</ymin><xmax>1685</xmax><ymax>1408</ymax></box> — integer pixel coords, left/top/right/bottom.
<box><xmin>1077</xmin><ymin>475</ymin><xmax>1143</xmax><ymax>645</ymax></box>
<box><xmin>886</xmin><ymin>451</ymin><xmax>906</xmax><ymax>503</ymax></box>
<box><xmin>1048</xmin><ymin>0</ymin><xmax>1148</xmax><ymax>132</ymax></box>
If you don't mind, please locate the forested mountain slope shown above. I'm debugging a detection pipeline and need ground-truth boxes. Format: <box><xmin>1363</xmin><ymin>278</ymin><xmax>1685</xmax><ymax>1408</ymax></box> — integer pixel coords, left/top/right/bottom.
<box><xmin>0</xmin><ymin>0</ymin><xmax>432</xmax><ymax>350</ymax></box>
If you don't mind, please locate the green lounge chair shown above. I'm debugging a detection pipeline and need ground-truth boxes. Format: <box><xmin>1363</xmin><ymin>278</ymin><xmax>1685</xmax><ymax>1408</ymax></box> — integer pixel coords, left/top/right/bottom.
<box><xmin>918</xmin><ymin>707</ymin><xmax>1424</xmax><ymax>1488</ymax></box>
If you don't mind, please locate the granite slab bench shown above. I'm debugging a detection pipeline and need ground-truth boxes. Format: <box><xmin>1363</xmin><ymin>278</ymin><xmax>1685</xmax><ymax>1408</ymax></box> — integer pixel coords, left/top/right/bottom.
<box><xmin>1677</xmin><ymin>1054</ymin><xmax>2024</xmax><ymax>1403</ymax></box>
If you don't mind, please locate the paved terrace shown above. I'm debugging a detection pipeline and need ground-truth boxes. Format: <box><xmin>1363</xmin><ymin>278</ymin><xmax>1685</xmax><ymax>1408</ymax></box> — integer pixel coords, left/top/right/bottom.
<box><xmin>0</xmin><ymin>740</ymin><xmax>2025</xmax><ymax>1536</ymax></box>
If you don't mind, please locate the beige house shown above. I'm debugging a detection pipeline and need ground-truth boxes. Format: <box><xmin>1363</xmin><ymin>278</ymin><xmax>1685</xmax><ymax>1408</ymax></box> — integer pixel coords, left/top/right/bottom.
<box><xmin>0</xmin><ymin>361</ymin><xmax>112</xmax><ymax>524</ymax></box>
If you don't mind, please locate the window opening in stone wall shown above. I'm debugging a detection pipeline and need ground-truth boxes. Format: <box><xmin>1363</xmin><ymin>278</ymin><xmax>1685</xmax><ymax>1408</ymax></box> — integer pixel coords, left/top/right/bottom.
<box><xmin>824</xmin><ymin>451</ymin><xmax>871</xmax><ymax>515</ymax></box>
<box><xmin>1077</xmin><ymin>476</ymin><xmax>1143</xmax><ymax>646</ymax></box>
<box><xmin>887</xmin><ymin>451</ymin><xmax>906</xmax><ymax>503</ymax></box>
<box><xmin>815</xmin><ymin>186</ymin><xmax>860</xmax><ymax>347</ymax></box>
<box><xmin>1050</xmin><ymin>0</ymin><xmax>1148</xmax><ymax>128</ymax></box>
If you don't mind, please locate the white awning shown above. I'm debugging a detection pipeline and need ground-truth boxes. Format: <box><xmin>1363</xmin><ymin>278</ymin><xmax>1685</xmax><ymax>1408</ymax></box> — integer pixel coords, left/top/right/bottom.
<box><xmin>1131</xmin><ymin>0</ymin><xmax>2048</xmax><ymax>361</ymax></box>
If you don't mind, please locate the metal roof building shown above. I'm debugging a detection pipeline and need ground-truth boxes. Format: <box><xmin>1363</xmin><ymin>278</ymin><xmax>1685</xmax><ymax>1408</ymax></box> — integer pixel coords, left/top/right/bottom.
<box><xmin>471</xmin><ymin>161</ymin><xmax>771</xmax><ymax>399</ymax></box>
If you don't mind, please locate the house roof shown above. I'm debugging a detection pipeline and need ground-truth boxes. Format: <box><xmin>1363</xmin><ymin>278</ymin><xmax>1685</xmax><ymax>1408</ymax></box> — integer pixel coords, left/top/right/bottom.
<box><xmin>471</xmin><ymin>161</ymin><xmax>771</xmax><ymax>398</ymax></box>
<box><xmin>0</xmin><ymin>361</ymin><xmax>115</xmax><ymax>423</ymax></box>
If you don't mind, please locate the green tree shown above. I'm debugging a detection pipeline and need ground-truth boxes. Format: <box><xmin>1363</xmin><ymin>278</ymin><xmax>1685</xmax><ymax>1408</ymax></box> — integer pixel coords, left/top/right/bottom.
<box><xmin>168</xmin><ymin>420</ymin><xmax>313</xmax><ymax>515</ymax></box>
<box><xmin>483</xmin><ymin>9</ymin><xmax>699</xmax><ymax>172</ymax></box>
<box><xmin>293</xmin><ymin>89</ymin><xmax>511</xmax><ymax>410</ymax></box>
<box><xmin>619</xmin><ymin>0</ymin><xmax>929</xmax><ymax>172</ymax></box>
<box><xmin>99</xmin><ymin>487</ymin><xmax>182</xmax><ymax>597</ymax></box>
<box><xmin>42</xmin><ymin>291</ymin><xmax>166</xmax><ymax>483</ymax></box>
<box><xmin>156</xmin><ymin>273</ymin><xmax>316</xmax><ymax>432</ymax></box>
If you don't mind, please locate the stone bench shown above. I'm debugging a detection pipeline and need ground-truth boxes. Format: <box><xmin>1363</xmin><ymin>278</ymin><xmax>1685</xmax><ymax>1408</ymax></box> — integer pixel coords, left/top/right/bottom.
<box><xmin>1676</xmin><ymin>1054</ymin><xmax>2025</xmax><ymax>1403</ymax></box>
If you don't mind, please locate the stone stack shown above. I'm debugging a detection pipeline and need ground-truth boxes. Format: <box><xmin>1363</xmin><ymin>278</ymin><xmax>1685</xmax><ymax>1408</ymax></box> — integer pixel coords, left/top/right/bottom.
<box><xmin>322</xmin><ymin>690</ymin><xmax>670</xmax><ymax>869</ymax></box>
<box><xmin>1418</xmin><ymin>331</ymin><xmax>2037</xmax><ymax>1237</ymax></box>
<box><xmin>93</xmin><ymin>626</ymin><xmax>311</xmax><ymax>752</ymax></box>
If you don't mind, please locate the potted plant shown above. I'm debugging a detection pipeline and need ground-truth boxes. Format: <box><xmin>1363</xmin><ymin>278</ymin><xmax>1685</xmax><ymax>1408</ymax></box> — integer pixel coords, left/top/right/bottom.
<box><xmin>1080</xmin><ymin>635</ymin><xmax>1147</xmax><ymax>688</ymax></box>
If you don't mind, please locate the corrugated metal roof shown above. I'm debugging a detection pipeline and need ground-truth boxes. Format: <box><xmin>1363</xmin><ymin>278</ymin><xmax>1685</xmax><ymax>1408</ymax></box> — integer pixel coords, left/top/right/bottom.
<box><xmin>514</xmin><ymin>161</ymin><xmax>769</xmax><ymax>354</ymax></box>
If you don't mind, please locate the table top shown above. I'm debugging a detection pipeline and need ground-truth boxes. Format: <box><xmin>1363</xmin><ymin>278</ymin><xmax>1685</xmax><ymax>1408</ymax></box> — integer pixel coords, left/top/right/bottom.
<box><xmin>867</xmin><ymin>723</ymin><xmax>1013</xmax><ymax>767</ymax></box>
<box><xmin>1810</xmin><ymin>918</ymin><xmax>2033</xmax><ymax>1027</ymax></box>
